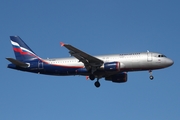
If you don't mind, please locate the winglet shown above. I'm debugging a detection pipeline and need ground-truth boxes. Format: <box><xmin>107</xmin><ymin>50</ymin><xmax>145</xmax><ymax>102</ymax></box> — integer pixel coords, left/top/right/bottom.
<box><xmin>60</xmin><ymin>42</ymin><xmax>65</xmax><ymax>47</ymax></box>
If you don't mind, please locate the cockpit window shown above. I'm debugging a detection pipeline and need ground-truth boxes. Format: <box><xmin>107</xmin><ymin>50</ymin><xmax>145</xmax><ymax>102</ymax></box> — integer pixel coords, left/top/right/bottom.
<box><xmin>162</xmin><ymin>55</ymin><xmax>166</xmax><ymax>57</ymax></box>
<box><xmin>158</xmin><ymin>55</ymin><xmax>166</xmax><ymax>57</ymax></box>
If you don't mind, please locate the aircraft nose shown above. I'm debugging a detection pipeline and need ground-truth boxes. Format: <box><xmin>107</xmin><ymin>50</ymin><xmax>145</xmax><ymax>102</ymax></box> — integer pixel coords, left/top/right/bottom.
<box><xmin>166</xmin><ymin>58</ymin><xmax>174</xmax><ymax>67</ymax></box>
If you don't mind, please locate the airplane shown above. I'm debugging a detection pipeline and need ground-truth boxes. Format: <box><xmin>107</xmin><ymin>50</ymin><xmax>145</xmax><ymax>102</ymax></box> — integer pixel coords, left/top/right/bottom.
<box><xmin>6</xmin><ymin>36</ymin><xmax>174</xmax><ymax>88</ymax></box>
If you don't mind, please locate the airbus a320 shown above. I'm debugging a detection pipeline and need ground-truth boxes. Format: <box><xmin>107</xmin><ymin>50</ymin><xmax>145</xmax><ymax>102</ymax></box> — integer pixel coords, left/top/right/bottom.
<box><xmin>6</xmin><ymin>36</ymin><xmax>174</xmax><ymax>88</ymax></box>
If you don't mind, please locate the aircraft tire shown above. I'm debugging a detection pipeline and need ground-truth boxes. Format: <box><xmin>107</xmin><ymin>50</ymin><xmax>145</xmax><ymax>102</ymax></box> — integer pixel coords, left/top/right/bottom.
<box><xmin>94</xmin><ymin>81</ymin><xmax>100</xmax><ymax>88</ymax></box>
<box><xmin>150</xmin><ymin>75</ymin><xmax>154</xmax><ymax>80</ymax></box>
<box><xmin>89</xmin><ymin>74</ymin><xmax>95</xmax><ymax>80</ymax></box>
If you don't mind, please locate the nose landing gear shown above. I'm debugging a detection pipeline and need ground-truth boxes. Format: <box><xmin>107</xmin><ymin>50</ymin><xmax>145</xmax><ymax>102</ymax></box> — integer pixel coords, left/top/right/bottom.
<box><xmin>149</xmin><ymin>70</ymin><xmax>154</xmax><ymax>80</ymax></box>
<box><xmin>149</xmin><ymin>75</ymin><xmax>154</xmax><ymax>80</ymax></box>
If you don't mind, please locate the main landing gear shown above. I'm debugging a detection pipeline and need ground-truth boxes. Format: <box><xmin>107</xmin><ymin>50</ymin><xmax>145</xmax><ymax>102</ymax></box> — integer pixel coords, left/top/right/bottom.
<box><xmin>94</xmin><ymin>80</ymin><xmax>100</xmax><ymax>88</ymax></box>
<box><xmin>149</xmin><ymin>70</ymin><xmax>154</xmax><ymax>80</ymax></box>
<box><xmin>89</xmin><ymin>74</ymin><xmax>95</xmax><ymax>80</ymax></box>
<box><xmin>89</xmin><ymin>74</ymin><xmax>100</xmax><ymax>88</ymax></box>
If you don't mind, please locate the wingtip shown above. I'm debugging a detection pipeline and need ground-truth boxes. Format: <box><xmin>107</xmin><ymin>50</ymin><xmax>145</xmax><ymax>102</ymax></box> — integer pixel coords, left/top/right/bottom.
<box><xmin>60</xmin><ymin>42</ymin><xmax>64</xmax><ymax>47</ymax></box>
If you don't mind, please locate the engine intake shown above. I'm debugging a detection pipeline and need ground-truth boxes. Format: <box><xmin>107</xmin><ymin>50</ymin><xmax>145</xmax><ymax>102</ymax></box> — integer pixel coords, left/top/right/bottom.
<box><xmin>105</xmin><ymin>73</ymin><xmax>127</xmax><ymax>83</ymax></box>
<box><xmin>104</xmin><ymin>62</ymin><xmax>120</xmax><ymax>71</ymax></box>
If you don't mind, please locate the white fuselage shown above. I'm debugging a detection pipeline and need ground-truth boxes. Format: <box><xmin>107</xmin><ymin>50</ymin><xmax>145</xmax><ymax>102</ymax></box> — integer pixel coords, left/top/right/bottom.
<box><xmin>43</xmin><ymin>52</ymin><xmax>173</xmax><ymax>72</ymax></box>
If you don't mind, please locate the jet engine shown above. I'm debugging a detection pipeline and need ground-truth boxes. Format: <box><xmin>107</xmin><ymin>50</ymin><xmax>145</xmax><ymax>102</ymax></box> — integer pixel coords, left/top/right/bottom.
<box><xmin>104</xmin><ymin>62</ymin><xmax>120</xmax><ymax>71</ymax></box>
<box><xmin>105</xmin><ymin>72</ymin><xmax>127</xmax><ymax>83</ymax></box>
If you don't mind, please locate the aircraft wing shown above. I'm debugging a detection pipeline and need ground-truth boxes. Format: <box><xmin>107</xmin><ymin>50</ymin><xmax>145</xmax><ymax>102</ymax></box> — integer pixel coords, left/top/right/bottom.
<box><xmin>60</xmin><ymin>42</ymin><xmax>104</xmax><ymax>70</ymax></box>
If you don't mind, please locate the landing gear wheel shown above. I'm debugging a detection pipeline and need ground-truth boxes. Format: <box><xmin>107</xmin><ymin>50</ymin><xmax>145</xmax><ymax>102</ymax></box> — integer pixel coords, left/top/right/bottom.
<box><xmin>89</xmin><ymin>74</ymin><xmax>95</xmax><ymax>80</ymax></box>
<box><xmin>94</xmin><ymin>81</ymin><xmax>100</xmax><ymax>88</ymax></box>
<box><xmin>150</xmin><ymin>75</ymin><xmax>154</xmax><ymax>80</ymax></box>
<box><xmin>149</xmin><ymin>70</ymin><xmax>154</xmax><ymax>80</ymax></box>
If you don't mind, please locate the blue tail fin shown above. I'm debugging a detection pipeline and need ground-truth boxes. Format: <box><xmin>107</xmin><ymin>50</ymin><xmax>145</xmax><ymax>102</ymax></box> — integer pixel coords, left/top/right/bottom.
<box><xmin>10</xmin><ymin>36</ymin><xmax>39</xmax><ymax>62</ymax></box>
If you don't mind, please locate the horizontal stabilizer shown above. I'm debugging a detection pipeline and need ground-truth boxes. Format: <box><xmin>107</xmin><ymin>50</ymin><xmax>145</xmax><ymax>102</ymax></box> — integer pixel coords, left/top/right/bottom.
<box><xmin>6</xmin><ymin>58</ymin><xmax>29</xmax><ymax>68</ymax></box>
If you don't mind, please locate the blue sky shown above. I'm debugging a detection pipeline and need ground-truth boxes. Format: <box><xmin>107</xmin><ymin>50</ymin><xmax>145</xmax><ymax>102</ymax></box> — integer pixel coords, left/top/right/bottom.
<box><xmin>1</xmin><ymin>0</ymin><xmax>179</xmax><ymax>119</ymax></box>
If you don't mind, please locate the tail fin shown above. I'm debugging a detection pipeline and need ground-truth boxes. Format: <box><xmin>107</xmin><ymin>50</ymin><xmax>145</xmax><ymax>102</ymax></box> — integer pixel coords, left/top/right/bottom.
<box><xmin>10</xmin><ymin>36</ymin><xmax>39</xmax><ymax>62</ymax></box>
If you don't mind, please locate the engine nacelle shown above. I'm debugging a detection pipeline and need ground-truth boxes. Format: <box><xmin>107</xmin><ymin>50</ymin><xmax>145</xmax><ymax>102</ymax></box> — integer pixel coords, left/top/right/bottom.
<box><xmin>104</xmin><ymin>62</ymin><xmax>120</xmax><ymax>71</ymax></box>
<box><xmin>105</xmin><ymin>73</ymin><xmax>127</xmax><ymax>83</ymax></box>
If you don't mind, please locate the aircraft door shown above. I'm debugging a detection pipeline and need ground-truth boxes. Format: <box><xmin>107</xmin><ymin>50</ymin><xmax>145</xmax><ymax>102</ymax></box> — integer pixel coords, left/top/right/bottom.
<box><xmin>147</xmin><ymin>52</ymin><xmax>152</xmax><ymax>62</ymax></box>
<box><xmin>38</xmin><ymin>60</ymin><xmax>43</xmax><ymax>69</ymax></box>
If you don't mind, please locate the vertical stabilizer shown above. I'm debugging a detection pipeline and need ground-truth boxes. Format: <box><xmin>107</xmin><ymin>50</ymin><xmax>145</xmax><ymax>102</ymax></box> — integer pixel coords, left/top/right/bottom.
<box><xmin>10</xmin><ymin>36</ymin><xmax>39</xmax><ymax>62</ymax></box>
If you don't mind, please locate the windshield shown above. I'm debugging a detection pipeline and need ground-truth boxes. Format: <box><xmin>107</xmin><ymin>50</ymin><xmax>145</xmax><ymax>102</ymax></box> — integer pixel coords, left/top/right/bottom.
<box><xmin>158</xmin><ymin>54</ymin><xmax>166</xmax><ymax>57</ymax></box>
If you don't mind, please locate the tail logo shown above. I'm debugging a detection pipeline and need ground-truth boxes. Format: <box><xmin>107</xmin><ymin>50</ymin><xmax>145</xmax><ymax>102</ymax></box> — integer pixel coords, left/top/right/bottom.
<box><xmin>11</xmin><ymin>40</ymin><xmax>36</xmax><ymax>56</ymax></box>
